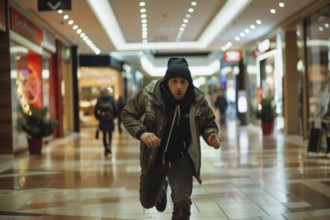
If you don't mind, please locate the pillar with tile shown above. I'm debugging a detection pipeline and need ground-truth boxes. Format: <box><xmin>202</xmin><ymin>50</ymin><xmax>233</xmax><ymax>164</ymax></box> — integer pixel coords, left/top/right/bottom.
<box><xmin>283</xmin><ymin>30</ymin><xmax>300</xmax><ymax>134</ymax></box>
<box><xmin>0</xmin><ymin>0</ymin><xmax>14</xmax><ymax>155</ymax></box>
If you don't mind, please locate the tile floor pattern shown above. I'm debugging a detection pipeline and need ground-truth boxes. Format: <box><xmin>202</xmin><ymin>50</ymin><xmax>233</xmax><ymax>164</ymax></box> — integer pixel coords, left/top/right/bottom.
<box><xmin>0</xmin><ymin>120</ymin><xmax>330</xmax><ymax>220</ymax></box>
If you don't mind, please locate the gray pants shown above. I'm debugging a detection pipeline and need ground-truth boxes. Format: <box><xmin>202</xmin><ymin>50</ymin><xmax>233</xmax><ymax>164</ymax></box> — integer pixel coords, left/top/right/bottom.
<box><xmin>139</xmin><ymin>156</ymin><xmax>193</xmax><ymax>220</ymax></box>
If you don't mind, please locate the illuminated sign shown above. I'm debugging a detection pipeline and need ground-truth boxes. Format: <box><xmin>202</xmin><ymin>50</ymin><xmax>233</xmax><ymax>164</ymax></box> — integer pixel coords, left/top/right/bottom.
<box><xmin>10</xmin><ymin>8</ymin><xmax>43</xmax><ymax>45</ymax></box>
<box><xmin>224</xmin><ymin>50</ymin><xmax>241</xmax><ymax>62</ymax></box>
<box><xmin>38</xmin><ymin>0</ymin><xmax>71</xmax><ymax>11</ymax></box>
<box><xmin>258</xmin><ymin>39</ymin><xmax>270</xmax><ymax>53</ymax></box>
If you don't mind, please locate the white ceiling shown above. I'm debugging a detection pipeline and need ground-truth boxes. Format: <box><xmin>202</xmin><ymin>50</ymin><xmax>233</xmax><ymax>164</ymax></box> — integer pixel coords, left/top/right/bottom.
<box><xmin>11</xmin><ymin>0</ymin><xmax>316</xmax><ymax>76</ymax></box>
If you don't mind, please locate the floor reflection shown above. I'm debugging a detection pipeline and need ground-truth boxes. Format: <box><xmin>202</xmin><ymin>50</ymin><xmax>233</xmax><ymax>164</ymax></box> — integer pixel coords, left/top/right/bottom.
<box><xmin>0</xmin><ymin>119</ymin><xmax>330</xmax><ymax>219</ymax></box>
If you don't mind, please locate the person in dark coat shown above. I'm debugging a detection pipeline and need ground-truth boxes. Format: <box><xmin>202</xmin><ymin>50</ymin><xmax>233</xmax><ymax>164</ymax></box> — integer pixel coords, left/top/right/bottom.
<box><xmin>116</xmin><ymin>96</ymin><xmax>126</xmax><ymax>133</ymax></box>
<box><xmin>121</xmin><ymin>57</ymin><xmax>221</xmax><ymax>220</ymax></box>
<box><xmin>94</xmin><ymin>88</ymin><xmax>118</xmax><ymax>155</ymax></box>
<box><xmin>215</xmin><ymin>89</ymin><xmax>228</xmax><ymax>128</ymax></box>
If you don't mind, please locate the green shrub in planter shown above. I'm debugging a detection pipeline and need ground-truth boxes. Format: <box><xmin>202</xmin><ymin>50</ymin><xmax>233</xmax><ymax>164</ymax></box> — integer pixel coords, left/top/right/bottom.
<box><xmin>256</xmin><ymin>98</ymin><xmax>276</xmax><ymax>122</ymax></box>
<box><xmin>17</xmin><ymin>106</ymin><xmax>57</xmax><ymax>138</ymax></box>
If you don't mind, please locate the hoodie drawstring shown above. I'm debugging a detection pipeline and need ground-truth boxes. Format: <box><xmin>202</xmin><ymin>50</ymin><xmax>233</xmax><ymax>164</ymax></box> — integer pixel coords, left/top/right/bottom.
<box><xmin>176</xmin><ymin>105</ymin><xmax>180</xmax><ymax>126</ymax></box>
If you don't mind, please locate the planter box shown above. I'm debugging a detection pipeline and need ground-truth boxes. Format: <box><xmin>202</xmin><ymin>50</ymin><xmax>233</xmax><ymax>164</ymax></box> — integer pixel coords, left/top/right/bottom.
<box><xmin>261</xmin><ymin>121</ymin><xmax>273</xmax><ymax>135</ymax></box>
<box><xmin>27</xmin><ymin>138</ymin><xmax>43</xmax><ymax>155</ymax></box>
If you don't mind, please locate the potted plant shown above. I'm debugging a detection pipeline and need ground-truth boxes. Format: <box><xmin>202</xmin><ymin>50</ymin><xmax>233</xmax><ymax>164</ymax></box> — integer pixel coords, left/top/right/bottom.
<box><xmin>17</xmin><ymin>105</ymin><xmax>57</xmax><ymax>155</ymax></box>
<box><xmin>256</xmin><ymin>98</ymin><xmax>276</xmax><ymax>135</ymax></box>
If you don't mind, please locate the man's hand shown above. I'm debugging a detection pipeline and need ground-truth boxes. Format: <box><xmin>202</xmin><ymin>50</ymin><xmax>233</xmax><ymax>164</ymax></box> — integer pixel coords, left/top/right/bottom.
<box><xmin>140</xmin><ymin>132</ymin><xmax>161</xmax><ymax>149</ymax></box>
<box><xmin>207</xmin><ymin>133</ymin><xmax>221</xmax><ymax>149</ymax></box>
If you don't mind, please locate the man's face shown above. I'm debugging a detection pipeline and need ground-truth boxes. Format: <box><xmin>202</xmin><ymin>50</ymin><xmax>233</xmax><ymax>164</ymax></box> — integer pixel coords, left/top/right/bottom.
<box><xmin>167</xmin><ymin>76</ymin><xmax>189</xmax><ymax>100</ymax></box>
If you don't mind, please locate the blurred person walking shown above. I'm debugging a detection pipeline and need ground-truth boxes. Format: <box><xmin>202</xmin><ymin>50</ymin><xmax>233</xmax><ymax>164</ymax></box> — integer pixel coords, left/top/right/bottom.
<box><xmin>116</xmin><ymin>96</ymin><xmax>126</xmax><ymax>133</ymax></box>
<box><xmin>121</xmin><ymin>57</ymin><xmax>221</xmax><ymax>220</ymax></box>
<box><xmin>215</xmin><ymin>89</ymin><xmax>228</xmax><ymax>128</ymax></box>
<box><xmin>94</xmin><ymin>88</ymin><xmax>118</xmax><ymax>155</ymax></box>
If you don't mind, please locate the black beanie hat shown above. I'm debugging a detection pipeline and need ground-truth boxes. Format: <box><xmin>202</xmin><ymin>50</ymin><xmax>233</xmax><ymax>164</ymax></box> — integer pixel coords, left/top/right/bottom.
<box><xmin>163</xmin><ymin>57</ymin><xmax>193</xmax><ymax>85</ymax></box>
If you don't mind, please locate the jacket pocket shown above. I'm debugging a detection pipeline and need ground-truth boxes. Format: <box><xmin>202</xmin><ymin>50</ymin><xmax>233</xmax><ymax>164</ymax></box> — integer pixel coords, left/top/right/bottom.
<box><xmin>195</xmin><ymin>112</ymin><xmax>205</xmax><ymax>129</ymax></box>
<box><xmin>140</xmin><ymin>145</ymin><xmax>154</xmax><ymax>172</ymax></box>
<box><xmin>143</xmin><ymin>112</ymin><xmax>157</xmax><ymax>131</ymax></box>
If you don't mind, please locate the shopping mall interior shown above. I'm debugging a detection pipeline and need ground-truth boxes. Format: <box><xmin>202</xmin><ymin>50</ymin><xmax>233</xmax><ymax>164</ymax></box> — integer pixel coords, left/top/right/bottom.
<box><xmin>0</xmin><ymin>0</ymin><xmax>330</xmax><ymax>219</ymax></box>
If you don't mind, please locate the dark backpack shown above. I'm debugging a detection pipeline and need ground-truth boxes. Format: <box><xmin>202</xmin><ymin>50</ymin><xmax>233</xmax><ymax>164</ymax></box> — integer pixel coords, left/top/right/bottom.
<box><xmin>95</xmin><ymin>99</ymin><xmax>114</xmax><ymax>121</ymax></box>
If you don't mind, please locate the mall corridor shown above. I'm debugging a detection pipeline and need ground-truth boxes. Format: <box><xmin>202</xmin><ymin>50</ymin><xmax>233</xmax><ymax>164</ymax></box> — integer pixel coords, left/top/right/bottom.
<box><xmin>0</xmin><ymin>120</ymin><xmax>330</xmax><ymax>220</ymax></box>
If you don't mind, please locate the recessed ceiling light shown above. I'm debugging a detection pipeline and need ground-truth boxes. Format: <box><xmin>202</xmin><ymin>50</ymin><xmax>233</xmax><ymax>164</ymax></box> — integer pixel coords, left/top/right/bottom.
<box><xmin>256</xmin><ymin>20</ymin><xmax>262</xmax><ymax>25</ymax></box>
<box><xmin>175</xmin><ymin>1</ymin><xmax>199</xmax><ymax>42</ymax></box>
<box><xmin>270</xmin><ymin>9</ymin><xmax>276</xmax><ymax>14</ymax></box>
<box><xmin>279</xmin><ymin>2</ymin><xmax>285</xmax><ymax>7</ymax></box>
<box><xmin>140</xmin><ymin>2</ymin><xmax>148</xmax><ymax>43</ymax></box>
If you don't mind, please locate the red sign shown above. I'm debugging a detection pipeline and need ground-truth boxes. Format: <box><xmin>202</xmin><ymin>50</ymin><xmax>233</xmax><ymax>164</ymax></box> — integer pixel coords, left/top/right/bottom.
<box><xmin>224</xmin><ymin>50</ymin><xmax>242</xmax><ymax>62</ymax></box>
<box><xmin>257</xmin><ymin>88</ymin><xmax>262</xmax><ymax>104</ymax></box>
<box><xmin>10</xmin><ymin>8</ymin><xmax>43</xmax><ymax>45</ymax></box>
<box><xmin>16</xmin><ymin>50</ymin><xmax>43</xmax><ymax>109</ymax></box>
<box><xmin>0</xmin><ymin>0</ymin><xmax>6</xmax><ymax>32</ymax></box>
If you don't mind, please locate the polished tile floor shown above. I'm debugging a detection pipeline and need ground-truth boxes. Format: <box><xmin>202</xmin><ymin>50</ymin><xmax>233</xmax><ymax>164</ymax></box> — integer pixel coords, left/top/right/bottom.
<box><xmin>1</xmin><ymin>119</ymin><xmax>330</xmax><ymax>220</ymax></box>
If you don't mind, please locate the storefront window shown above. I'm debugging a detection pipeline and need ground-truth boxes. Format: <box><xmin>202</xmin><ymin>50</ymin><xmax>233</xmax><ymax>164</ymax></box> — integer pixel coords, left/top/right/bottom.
<box><xmin>10</xmin><ymin>42</ymin><xmax>43</xmax><ymax>150</ymax></box>
<box><xmin>306</xmin><ymin>4</ymin><xmax>330</xmax><ymax>122</ymax></box>
<box><xmin>78</xmin><ymin>67</ymin><xmax>120</xmax><ymax>127</ymax></box>
<box><xmin>41</xmin><ymin>53</ymin><xmax>52</xmax><ymax>108</ymax></box>
<box><xmin>253</xmin><ymin>33</ymin><xmax>284</xmax><ymax>130</ymax></box>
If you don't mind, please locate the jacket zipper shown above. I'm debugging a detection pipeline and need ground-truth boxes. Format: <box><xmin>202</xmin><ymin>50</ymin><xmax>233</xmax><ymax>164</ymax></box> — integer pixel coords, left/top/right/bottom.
<box><xmin>162</xmin><ymin>105</ymin><xmax>180</xmax><ymax>164</ymax></box>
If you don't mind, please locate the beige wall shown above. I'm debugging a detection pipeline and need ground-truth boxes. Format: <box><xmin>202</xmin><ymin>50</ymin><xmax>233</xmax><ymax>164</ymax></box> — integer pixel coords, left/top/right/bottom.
<box><xmin>62</xmin><ymin>60</ymin><xmax>74</xmax><ymax>135</ymax></box>
<box><xmin>79</xmin><ymin>67</ymin><xmax>122</xmax><ymax>99</ymax></box>
<box><xmin>283</xmin><ymin>30</ymin><xmax>300</xmax><ymax>134</ymax></box>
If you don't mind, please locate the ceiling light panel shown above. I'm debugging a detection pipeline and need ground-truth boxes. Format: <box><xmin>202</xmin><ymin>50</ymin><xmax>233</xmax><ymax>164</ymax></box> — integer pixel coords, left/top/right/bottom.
<box><xmin>176</xmin><ymin>1</ymin><xmax>197</xmax><ymax>42</ymax></box>
<box><xmin>56</xmin><ymin>10</ymin><xmax>100</xmax><ymax>54</ymax></box>
<box><xmin>109</xmin><ymin>0</ymin><xmax>223</xmax><ymax>44</ymax></box>
<box><xmin>217</xmin><ymin>0</ymin><xmax>313</xmax><ymax>51</ymax></box>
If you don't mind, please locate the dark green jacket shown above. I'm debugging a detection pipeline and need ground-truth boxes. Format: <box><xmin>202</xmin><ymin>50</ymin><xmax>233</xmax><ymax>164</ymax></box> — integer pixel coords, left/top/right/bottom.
<box><xmin>121</xmin><ymin>80</ymin><xmax>219</xmax><ymax>184</ymax></box>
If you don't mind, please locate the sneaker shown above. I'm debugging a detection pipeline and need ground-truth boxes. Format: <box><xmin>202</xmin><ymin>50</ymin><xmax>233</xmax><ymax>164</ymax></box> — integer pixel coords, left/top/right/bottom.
<box><xmin>155</xmin><ymin>179</ymin><xmax>168</xmax><ymax>212</ymax></box>
<box><xmin>104</xmin><ymin>147</ymin><xmax>112</xmax><ymax>155</ymax></box>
